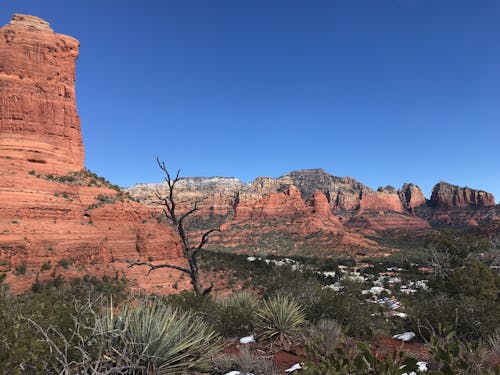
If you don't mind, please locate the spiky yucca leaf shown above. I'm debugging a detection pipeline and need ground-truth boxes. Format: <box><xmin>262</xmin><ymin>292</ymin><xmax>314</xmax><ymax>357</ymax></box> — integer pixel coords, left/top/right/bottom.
<box><xmin>215</xmin><ymin>290</ymin><xmax>261</xmax><ymax>337</ymax></box>
<box><xmin>218</xmin><ymin>290</ymin><xmax>260</xmax><ymax>311</ymax></box>
<box><xmin>113</xmin><ymin>300</ymin><xmax>222</xmax><ymax>374</ymax></box>
<box><xmin>255</xmin><ymin>295</ymin><xmax>305</xmax><ymax>346</ymax></box>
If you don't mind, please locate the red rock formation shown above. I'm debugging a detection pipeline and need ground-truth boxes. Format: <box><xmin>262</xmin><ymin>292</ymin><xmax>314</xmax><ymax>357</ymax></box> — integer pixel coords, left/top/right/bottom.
<box><xmin>399</xmin><ymin>183</ymin><xmax>426</xmax><ymax>213</ymax></box>
<box><xmin>0</xmin><ymin>15</ymin><xmax>185</xmax><ymax>294</ymax></box>
<box><xmin>0</xmin><ymin>15</ymin><xmax>84</xmax><ymax>175</ymax></box>
<box><xmin>235</xmin><ymin>186</ymin><xmax>309</xmax><ymax>220</ymax></box>
<box><xmin>430</xmin><ymin>182</ymin><xmax>495</xmax><ymax>208</ymax></box>
<box><xmin>311</xmin><ymin>191</ymin><xmax>333</xmax><ymax>217</ymax></box>
<box><xmin>359</xmin><ymin>191</ymin><xmax>404</xmax><ymax>213</ymax></box>
<box><xmin>345</xmin><ymin>214</ymin><xmax>431</xmax><ymax>231</ymax></box>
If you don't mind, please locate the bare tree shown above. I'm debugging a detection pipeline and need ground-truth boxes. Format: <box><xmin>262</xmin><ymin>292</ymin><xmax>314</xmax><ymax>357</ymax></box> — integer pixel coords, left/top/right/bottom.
<box><xmin>130</xmin><ymin>158</ymin><xmax>220</xmax><ymax>295</ymax></box>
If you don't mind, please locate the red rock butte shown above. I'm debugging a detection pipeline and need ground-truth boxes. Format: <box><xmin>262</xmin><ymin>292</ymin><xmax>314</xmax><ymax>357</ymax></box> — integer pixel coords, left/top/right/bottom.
<box><xmin>0</xmin><ymin>15</ymin><xmax>187</xmax><ymax>294</ymax></box>
<box><xmin>0</xmin><ymin>14</ymin><xmax>84</xmax><ymax>174</ymax></box>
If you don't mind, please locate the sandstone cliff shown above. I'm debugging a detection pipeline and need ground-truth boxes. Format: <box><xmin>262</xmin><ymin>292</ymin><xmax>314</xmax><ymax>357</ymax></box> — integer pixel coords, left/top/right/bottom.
<box><xmin>0</xmin><ymin>15</ymin><xmax>186</xmax><ymax>294</ymax></box>
<box><xmin>430</xmin><ymin>181</ymin><xmax>495</xmax><ymax>209</ymax></box>
<box><xmin>0</xmin><ymin>15</ymin><xmax>84</xmax><ymax>175</ymax></box>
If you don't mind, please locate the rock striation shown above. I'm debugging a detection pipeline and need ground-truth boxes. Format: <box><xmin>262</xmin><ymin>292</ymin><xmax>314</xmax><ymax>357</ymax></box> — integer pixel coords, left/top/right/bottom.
<box><xmin>430</xmin><ymin>182</ymin><xmax>495</xmax><ymax>209</ymax></box>
<box><xmin>0</xmin><ymin>15</ymin><xmax>185</xmax><ymax>294</ymax></box>
<box><xmin>0</xmin><ymin>15</ymin><xmax>84</xmax><ymax>175</ymax></box>
<box><xmin>127</xmin><ymin>169</ymin><xmax>500</xmax><ymax>255</ymax></box>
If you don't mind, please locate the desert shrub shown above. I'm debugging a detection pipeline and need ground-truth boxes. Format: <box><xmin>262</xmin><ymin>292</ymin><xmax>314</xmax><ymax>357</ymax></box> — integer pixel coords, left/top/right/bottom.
<box><xmin>0</xmin><ymin>276</ymin><xmax>128</xmax><ymax>373</ymax></box>
<box><xmin>408</xmin><ymin>293</ymin><xmax>500</xmax><ymax>343</ymax></box>
<box><xmin>488</xmin><ymin>331</ymin><xmax>500</xmax><ymax>356</ymax></box>
<box><xmin>214</xmin><ymin>346</ymin><xmax>278</xmax><ymax>375</ymax></box>
<box><xmin>303</xmin><ymin>338</ymin><xmax>414</xmax><ymax>375</ymax></box>
<box><xmin>426</xmin><ymin>330</ymin><xmax>500</xmax><ymax>375</ymax></box>
<box><xmin>57</xmin><ymin>258</ymin><xmax>71</xmax><ymax>269</ymax></box>
<box><xmin>214</xmin><ymin>290</ymin><xmax>260</xmax><ymax>337</ymax></box>
<box><xmin>426</xmin><ymin>229</ymin><xmax>495</xmax><ymax>277</ymax></box>
<box><xmin>163</xmin><ymin>290</ymin><xmax>216</xmax><ymax>316</ymax></box>
<box><xmin>40</xmin><ymin>261</ymin><xmax>51</xmax><ymax>271</ymax></box>
<box><xmin>255</xmin><ymin>294</ymin><xmax>305</xmax><ymax>346</ymax></box>
<box><xmin>14</xmin><ymin>261</ymin><xmax>27</xmax><ymax>275</ymax></box>
<box><xmin>304</xmin><ymin>319</ymin><xmax>344</xmax><ymax>355</ymax></box>
<box><xmin>112</xmin><ymin>300</ymin><xmax>222</xmax><ymax>373</ymax></box>
<box><xmin>407</xmin><ymin>261</ymin><xmax>500</xmax><ymax>343</ymax></box>
<box><xmin>290</xmin><ymin>279</ymin><xmax>383</xmax><ymax>338</ymax></box>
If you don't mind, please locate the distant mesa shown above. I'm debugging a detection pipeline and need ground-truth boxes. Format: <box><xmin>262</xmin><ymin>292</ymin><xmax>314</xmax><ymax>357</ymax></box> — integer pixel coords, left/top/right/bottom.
<box><xmin>430</xmin><ymin>181</ymin><xmax>495</xmax><ymax>209</ymax></box>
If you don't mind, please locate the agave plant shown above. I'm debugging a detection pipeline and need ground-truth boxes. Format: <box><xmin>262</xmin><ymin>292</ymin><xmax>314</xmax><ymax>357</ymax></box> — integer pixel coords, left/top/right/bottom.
<box><xmin>255</xmin><ymin>294</ymin><xmax>305</xmax><ymax>346</ymax></box>
<box><xmin>112</xmin><ymin>300</ymin><xmax>222</xmax><ymax>374</ymax></box>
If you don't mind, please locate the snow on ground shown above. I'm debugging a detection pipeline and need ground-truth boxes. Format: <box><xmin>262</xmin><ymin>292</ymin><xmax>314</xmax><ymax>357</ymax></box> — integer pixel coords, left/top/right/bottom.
<box><xmin>393</xmin><ymin>332</ymin><xmax>416</xmax><ymax>342</ymax></box>
<box><xmin>284</xmin><ymin>363</ymin><xmax>302</xmax><ymax>373</ymax></box>
<box><xmin>239</xmin><ymin>335</ymin><xmax>255</xmax><ymax>344</ymax></box>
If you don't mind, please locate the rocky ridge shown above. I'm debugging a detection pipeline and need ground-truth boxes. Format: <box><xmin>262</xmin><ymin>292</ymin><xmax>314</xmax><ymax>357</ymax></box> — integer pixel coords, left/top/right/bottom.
<box><xmin>126</xmin><ymin>169</ymin><xmax>498</xmax><ymax>256</ymax></box>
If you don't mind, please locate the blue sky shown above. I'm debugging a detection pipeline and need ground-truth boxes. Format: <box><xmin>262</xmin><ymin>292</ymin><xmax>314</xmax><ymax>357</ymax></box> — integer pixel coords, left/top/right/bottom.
<box><xmin>1</xmin><ymin>1</ymin><xmax>499</xmax><ymax>200</ymax></box>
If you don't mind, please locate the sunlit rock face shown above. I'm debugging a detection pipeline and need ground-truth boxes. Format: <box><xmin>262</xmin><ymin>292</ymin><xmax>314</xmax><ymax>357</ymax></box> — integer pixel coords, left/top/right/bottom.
<box><xmin>0</xmin><ymin>14</ymin><xmax>84</xmax><ymax>175</ymax></box>
<box><xmin>430</xmin><ymin>181</ymin><xmax>495</xmax><ymax>208</ymax></box>
<box><xmin>0</xmin><ymin>15</ymin><xmax>187</xmax><ymax>294</ymax></box>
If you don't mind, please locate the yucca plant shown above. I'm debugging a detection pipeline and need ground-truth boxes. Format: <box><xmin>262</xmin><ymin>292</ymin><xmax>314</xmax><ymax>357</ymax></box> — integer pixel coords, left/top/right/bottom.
<box><xmin>218</xmin><ymin>290</ymin><xmax>260</xmax><ymax>312</ymax></box>
<box><xmin>112</xmin><ymin>300</ymin><xmax>223</xmax><ymax>374</ymax></box>
<box><xmin>255</xmin><ymin>294</ymin><xmax>305</xmax><ymax>346</ymax></box>
<box><xmin>215</xmin><ymin>290</ymin><xmax>261</xmax><ymax>337</ymax></box>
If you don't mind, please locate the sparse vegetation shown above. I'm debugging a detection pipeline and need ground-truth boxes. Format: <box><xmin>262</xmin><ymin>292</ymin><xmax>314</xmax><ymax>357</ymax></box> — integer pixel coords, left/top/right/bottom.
<box><xmin>57</xmin><ymin>258</ymin><xmax>70</xmax><ymax>269</ymax></box>
<box><xmin>14</xmin><ymin>261</ymin><xmax>27</xmax><ymax>275</ymax></box>
<box><xmin>40</xmin><ymin>261</ymin><xmax>51</xmax><ymax>271</ymax></box>
<box><xmin>255</xmin><ymin>294</ymin><xmax>305</xmax><ymax>346</ymax></box>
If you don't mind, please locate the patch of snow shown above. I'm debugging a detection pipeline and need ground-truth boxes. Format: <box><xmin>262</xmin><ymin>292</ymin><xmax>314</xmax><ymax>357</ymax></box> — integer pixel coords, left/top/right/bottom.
<box><xmin>239</xmin><ymin>335</ymin><xmax>255</xmax><ymax>344</ymax></box>
<box><xmin>393</xmin><ymin>312</ymin><xmax>408</xmax><ymax>318</ymax></box>
<box><xmin>393</xmin><ymin>332</ymin><xmax>416</xmax><ymax>342</ymax></box>
<box><xmin>285</xmin><ymin>363</ymin><xmax>302</xmax><ymax>373</ymax></box>
<box><xmin>401</xmin><ymin>361</ymin><xmax>427</xmax><ymax>374</ymax></box>
<box><xmin>323</xmin><ymin>282</ymin><xmax>343</xmax><ymax>291</ymax></box>
<box><xmin>322</xmin><ymin>271</ymin><xmax>336</xmax><ymax>278</ymax></box>
<box><xmin>362</xmin><ymin>286</ymin><xmax>389</xmax><ymax>295</ymax></box>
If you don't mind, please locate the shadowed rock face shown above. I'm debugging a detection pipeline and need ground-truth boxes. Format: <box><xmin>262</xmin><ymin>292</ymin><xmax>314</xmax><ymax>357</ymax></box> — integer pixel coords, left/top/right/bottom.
<box><xmin>430</xmin><ymin>182</ymin><xmax>495</xmax><ymax>208</ymax></box>
<box><xmin>0</xmin><ymin>14</ymin><xmax>84</xmax><ymax>175</ymax></box>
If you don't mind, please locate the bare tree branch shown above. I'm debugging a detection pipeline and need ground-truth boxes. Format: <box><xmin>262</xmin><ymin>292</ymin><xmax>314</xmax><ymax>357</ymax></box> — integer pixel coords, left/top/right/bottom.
<box><xmin>148</xmin><ymin>158</ymin><xmax>221</xmax><ymax>294</ymax></box>
<box><xmin>128</xmin><ymin>261</ymin><xmax>191</xmax><ymax>276</ymax></box>
<box><xmin>194</xmin><ymin>228</ymin><xmax>221</xmax><ymax>255</ymax></box>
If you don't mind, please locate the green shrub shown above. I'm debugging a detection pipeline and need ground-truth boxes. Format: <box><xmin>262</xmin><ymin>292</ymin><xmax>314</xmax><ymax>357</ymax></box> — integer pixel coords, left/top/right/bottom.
<box><xmin>0</xmin><ymin>276</ymin><xmax>129</xmax><ymax>373</ymax></box>
<box><xmin>214</xmin><ymin>290</ymin><xmax>260</xmax><ymax>337</ymax></box>
<box><xmin>40</xmin><ymin>261</ymin><xmax>51</xmax><ymax>271</ymax></box>
<box><xmin>14</xmin><ymin>261</ymin><xmax>27</xmax><ymax>275</ymax></box>
<box><xmin>57</xmin><ymin>259</ymin><xmax>70</xmax><ymax>269</ymax></box>
<box><xmin>113</xmin><ymin>300</ymin><xmax>222</xmax><ymax>373</ymax></box>
<box><xmin>408</xmin><ymin>261</ymin><xmax>500</xmax><ymax>343</ymax></box>
<box><xmin>303</xmin><ymin>339</ymin><xmax>413</xmax><ymax>375</ymax></box>
<box><xmin>255</xmin><ymin>294</ymin><xmax>305</xmax><ymax>346</ymax></box>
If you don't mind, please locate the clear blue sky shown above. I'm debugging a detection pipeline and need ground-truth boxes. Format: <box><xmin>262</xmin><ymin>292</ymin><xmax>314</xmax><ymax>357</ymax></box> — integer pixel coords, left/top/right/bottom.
<box><xmin>1</xmin><ymin>1</ymin><xmax>499</xmax><ymax>200</ymax></box>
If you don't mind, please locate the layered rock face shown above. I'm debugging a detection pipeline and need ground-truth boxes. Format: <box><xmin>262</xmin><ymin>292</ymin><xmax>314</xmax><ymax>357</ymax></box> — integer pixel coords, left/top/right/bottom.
<box><xmin>127</xmin><ymin>170</ymin><xmax>435</xmax><ymax>257</ymax></box>
<box><xmin>0</xmin><ymin>15</ymin><xmax>84</xmax><ymax>175</ymax></box>
<box><xmin>0</xmin><ymin>15</ymin><xmax>185</xmax><ymax>294</ymax></box>
<box><xmin>430</xmin><ymin>182</ymin><xmax>495</xmax><ymax>208</ymax></box>
<box><xmin>127</xmin><ymin>168</ymin><xmax>500</xmax><ymax>256</ymax></box>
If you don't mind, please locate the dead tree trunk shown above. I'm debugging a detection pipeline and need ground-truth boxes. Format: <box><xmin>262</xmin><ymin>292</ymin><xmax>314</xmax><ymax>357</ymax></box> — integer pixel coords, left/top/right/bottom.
<box><xmin>130</xmin><ymin>158</ymin><xmax>219</xmax><ymax>295</ymax></box>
